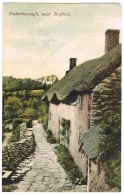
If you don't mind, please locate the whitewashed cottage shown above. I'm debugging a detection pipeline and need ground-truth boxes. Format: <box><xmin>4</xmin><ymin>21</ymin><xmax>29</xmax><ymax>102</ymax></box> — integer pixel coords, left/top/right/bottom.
<box><xmin>42</xmin><ymin>29</ymin><xmax>121</xmax><ymax>191</ymax></box>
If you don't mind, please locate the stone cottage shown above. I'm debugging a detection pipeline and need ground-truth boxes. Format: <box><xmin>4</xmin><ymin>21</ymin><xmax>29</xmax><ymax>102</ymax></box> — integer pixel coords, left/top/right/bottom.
<box><xmin>42</xmin><ymin>29</ymin><xmax>121</xmax><ymax>191</ymax></box>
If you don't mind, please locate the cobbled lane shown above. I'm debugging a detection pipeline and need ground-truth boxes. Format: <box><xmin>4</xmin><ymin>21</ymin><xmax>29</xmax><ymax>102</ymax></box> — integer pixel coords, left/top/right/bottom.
<box><xmin>14</xmin><ymin>122</ymin><xmax>87</xmax><ymax>192</ymax></box>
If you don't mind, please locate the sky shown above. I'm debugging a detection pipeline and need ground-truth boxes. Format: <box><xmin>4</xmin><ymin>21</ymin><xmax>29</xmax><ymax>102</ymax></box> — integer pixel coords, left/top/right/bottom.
<box><xmin>2</xmin><ymin>3</ymin><xmax>122</xmax><ymax>79</ymax></box>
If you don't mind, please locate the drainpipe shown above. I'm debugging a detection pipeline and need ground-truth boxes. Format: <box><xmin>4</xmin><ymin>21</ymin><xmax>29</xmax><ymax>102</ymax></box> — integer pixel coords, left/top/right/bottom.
<box><xmin>87</xmin><ymin>157</ymin><xmax>90</xmax><ymax>192</ymax></box>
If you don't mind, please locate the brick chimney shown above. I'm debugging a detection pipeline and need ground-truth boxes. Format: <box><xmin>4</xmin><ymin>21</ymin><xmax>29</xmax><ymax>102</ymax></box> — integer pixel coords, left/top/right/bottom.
<box><xmin>69</xmin><ymin>58</ymin><xmax>77</xmax><ymax>70</ymax></box>
<box><xmin>66</xmin><ymin>58</ymin><xmax>77</xmax><ymax>75</ymax></box>
<box><xmin>105</xmin><ymin>29</ymin><xmax>120</xmax><ymax>53</ymax></box>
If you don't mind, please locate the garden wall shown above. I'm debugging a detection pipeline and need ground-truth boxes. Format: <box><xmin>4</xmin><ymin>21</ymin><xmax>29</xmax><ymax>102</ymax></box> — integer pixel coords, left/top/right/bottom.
<box><xmin>2</xmin><ymin>123</ymin><xmax>35</xmax><ymax>170</ymax></box>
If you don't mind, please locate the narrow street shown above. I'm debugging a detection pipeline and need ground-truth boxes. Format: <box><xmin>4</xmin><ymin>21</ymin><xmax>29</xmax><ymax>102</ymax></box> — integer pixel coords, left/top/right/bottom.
<box><xmin>14</xmin><ymin>122</ymin><xmax>87</xmax><ymax>192</ymax></box>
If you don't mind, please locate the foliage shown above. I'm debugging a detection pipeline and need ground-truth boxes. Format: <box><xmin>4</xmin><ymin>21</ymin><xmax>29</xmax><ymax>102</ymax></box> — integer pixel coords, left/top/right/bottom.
<box><xmin>61</xmin><ymin>118</ymin><xmax>70</xmax><ymax>132</ymax></box>
<box><xmin>3</xmin><ymin>93</ymin><xmax>49</xmax><ymax>131</ymax></box>
<box><xmin>45</xmin><ymin>129</ymin><xmax>58</xmax><ymax>144</ymax></box>
<box><xmin>4</xmin><ymin>96</ymin><xmax>23</xmax><ymax>122</ymax></box>
<box><xmin>3</xmin><ymin>75</ymin><xmax>58</xmax><ymax>92</ymax></box>
<box><xmin>60</xmin><ymin>118</ymin><xmax>70</xmax><ymax>143</ymax></box>
<box><xmin>55</xmin><ymin>144</ymin><xmax>87</xmax><ymax>184</ymax></box>
<box><xmin>99</xmin><ymin>105</ymin><xmax>121</xmax><ymax>189</ymax></box>
<box><xmin>3</xmin><ymin>90</ymin><xmax>44</xmax><ymax>99</ymax></box>
<box><xmin>2</xmin><ymin>75</ymin><xmax>53</xmax><ymax>143</ymax></box>
<box><xmin>30</xmin><ymin>89</ymin><xmax>45</xmax><ymax>97</ymax></box>
<box><xmin>38</xmin><ymin>115</ymin><xmax>48</xmax><ymax>128</ymax></box>
<box><xmin>38</xmin><ymin>75</ymin><xmax>58</xmax><ymax>86</ymax></box>
<box><xmin>38</xmin><ymin>101</ymin><xmax>48</xmax><ymax>127</ymax></box>
<box><xmin>12</xmin><ymin>118</ymin><xmax>23</xmax><ymax>130</ymax></box>
<box><xmin>22</xmin><ymin>108</ymin><xmax>37</xmax><ymax>120</ymax></box>
<box><xmin>2</xmin><ymin>74</ymin><xmax>56</xmax><ymax>128</ymax></box>
<box><xmin>3</xmin><ymin>76</ymin><xmax>43</xmax><ymax>92</ymax></box>
<box><xmin>9</xmin><ymin>127</ymin><xmax>20</xmax><ymax>143</ymax></box>
<box><xmin>3</xmin><ymin>120</ymin><xmax>13</xmax><ymax>127</ymax></box>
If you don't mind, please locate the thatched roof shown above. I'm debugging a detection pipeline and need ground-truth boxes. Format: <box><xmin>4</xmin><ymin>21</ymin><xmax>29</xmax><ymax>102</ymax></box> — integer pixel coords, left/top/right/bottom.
<box><xmin>42</xmin><ymin>45</ymin><xmax>121</xmax><ymax>102</ymax></box>
<box><xmin>79</xmin><ymin>125</ymin><xmax>100</xmax><ymax>158</ymax></box>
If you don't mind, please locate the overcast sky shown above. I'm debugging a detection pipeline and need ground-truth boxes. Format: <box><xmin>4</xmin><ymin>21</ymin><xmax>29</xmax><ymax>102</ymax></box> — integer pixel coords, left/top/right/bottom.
<box><xmin>2</xmin><ymin>3</ymin><xmax>122</xmax><ymax>79</ymax></box>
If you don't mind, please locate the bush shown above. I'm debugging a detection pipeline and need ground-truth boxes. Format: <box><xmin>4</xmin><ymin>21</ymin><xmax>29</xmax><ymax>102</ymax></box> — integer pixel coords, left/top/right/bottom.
<box><xmin>45</xmin><ymin>129</ymin><xmax>57</xmax><ymax>144</ymax></box>
<box><xmin>12</xmin><ymin>118</ymin><xmax>23</xmax><ymax>129</ymax></box>
<box><xmin>38</xmin><ymin>114</ymin><xmax>48</xmax><ymax>125</ymax></box>
<box><xmin>4</xmin><ymin>119</ymin><xmax>12</xmax><ymax>126</ymax></box>
<box><xmin>2</xmin><ymin>124</ymin><xmax>12</xmax><ymax>133</ymax></box>
<box><xmin>22</xmin><ymin>108</ymin><xmax>37</xmax><ymax>120</ymax></box>
<box><xmin>9</xmin><ymin>127</ymin><xmax>20</xmax><ymax>143</ymax></box>
<box><xmin>38</xmin><ymin>116</ymin><xmax>44</xmax><ymax>123</ymax></box>
<box><xmin>38</xmin><ymin>101</ymin><xmax>48</xmax><ymax>126</ymax></box>
<box><xmin>55</xmin><ymin>144</ymin><xmax>86</xmax><ymax>184</ymax></box>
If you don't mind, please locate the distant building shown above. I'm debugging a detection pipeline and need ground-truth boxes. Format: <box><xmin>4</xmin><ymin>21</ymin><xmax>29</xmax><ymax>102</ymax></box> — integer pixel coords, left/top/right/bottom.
<box><xmin>42</xmin><ymin>29</ymin><xmax>121</xmax><ymax>192</ymax></box>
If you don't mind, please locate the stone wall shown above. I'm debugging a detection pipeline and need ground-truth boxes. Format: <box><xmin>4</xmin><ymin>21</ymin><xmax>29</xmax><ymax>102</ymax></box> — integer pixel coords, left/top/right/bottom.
<box><xmin>90</xmin><ymin>66</ymin><xmax>121</xmax><ymax>127</ymax></box>
<box><xmin>2</xmin><ymin>123</ymin><xmax>35</xmax><ymax>170</ymax></box>
<box><xmin>89</xmin><ymin>66</ymin><xmax>121</xmax><ymax>191</ymax></box>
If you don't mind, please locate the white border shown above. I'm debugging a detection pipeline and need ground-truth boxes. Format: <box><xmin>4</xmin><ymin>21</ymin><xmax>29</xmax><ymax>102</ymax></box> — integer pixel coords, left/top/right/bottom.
<box><xmin>0</xmin><ymin>1</ymin><xmax>123</xmax><ymax>195</ymax></box>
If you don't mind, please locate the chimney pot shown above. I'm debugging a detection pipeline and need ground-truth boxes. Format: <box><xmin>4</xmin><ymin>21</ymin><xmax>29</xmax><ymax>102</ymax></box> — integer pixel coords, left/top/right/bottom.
<box><xmin>105</xmin><ymin>29</ymin><xmax>120</xmax><ymax>53</ymax></box>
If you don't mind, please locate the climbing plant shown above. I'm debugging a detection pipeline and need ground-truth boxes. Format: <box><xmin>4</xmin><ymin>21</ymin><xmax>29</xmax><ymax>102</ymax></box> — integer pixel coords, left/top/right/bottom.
<box><xmin>99</xmin><ymin>105</ymin><xmax>121</xmax><ymax>189</ymax></box>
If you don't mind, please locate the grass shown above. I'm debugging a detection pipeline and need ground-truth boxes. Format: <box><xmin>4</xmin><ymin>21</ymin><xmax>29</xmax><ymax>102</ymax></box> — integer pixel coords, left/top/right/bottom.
<box><xmin>55</xmin><ymin>144</ymin><xmax>87</xmax><ymax>184</ymax></box>
<box><xmin>29</xmin><ymin>90</ymin><xmax>44</xmax><ymax>97</ymax></box>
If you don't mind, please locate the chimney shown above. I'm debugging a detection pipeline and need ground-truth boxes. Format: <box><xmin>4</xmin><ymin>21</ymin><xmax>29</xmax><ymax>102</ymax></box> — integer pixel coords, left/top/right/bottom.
<box><xmin>69</xmin><ymin>58</ymin><xmax>77</xmax><ymax>70</ymax></box>
<box><xmin>105</xmin><ymin>29</ymin><xmax>120</xmax><ymax>53</ymax></box>
<box><xmin>66</xmin><ymin>58</ymin><xmax>77</xmax><ymax>75</ymax></box>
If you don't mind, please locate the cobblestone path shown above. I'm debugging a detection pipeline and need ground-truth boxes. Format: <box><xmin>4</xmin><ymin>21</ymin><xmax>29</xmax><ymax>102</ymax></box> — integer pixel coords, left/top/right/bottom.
<box><xmin>14</xmin><ymin>122</ymin><xmax>87</xmax><ymax>192</ymax></box>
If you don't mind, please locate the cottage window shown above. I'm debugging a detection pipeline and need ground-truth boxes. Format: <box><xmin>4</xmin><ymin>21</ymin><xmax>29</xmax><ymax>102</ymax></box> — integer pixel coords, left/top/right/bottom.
<box><xmin>60</xmin><ymin>118</ymin><xmax>70</xmax><ymax>144</ymax></box>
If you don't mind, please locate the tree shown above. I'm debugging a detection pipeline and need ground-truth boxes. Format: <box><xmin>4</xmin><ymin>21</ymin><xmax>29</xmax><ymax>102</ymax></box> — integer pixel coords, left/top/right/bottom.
<box><xmin>4</xmin><ymin>96</ymin><xmax>23</xmax><ymax>122</ymax></box>
<box><xmin>38</xmin><ymin>75</ymin><xmax>58</xmax><ymax>86</ymax></box>
<box><xmin>99</xmin><ymin>105</ymin><xmax>121</xmax><ymax>189</ymax></box>
<box><xmin>22</xmin><ymin>108</ymin><xmax>37</xmax><ymax>120</ymax></box>
<box><xmin>51</xmin><ymin>74</ymin><xmax>58</xmax><ymax>84</ymax></box>
<box><xmin>38</xmin><ymin>76</ymin><xmax>47</xmax><ymax>85</ymax></box>
<box><xmin>3</xmin><ymin>76</ymin><xmax>43</xmax><ymax>91</ymax></box>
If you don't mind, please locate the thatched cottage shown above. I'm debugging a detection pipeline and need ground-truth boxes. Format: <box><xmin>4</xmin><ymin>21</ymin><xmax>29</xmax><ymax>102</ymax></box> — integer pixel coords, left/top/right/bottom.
<box><xmin>42</xmin><ymin>29</ymin><xmax>121</xmax><ymax>191</ymax></box>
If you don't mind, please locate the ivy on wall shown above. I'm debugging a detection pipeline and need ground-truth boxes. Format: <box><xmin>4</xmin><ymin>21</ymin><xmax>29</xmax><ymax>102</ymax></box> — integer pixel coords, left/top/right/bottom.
<box><xmin>99</xmin><ymin>105</ymin><xmax>121</xmax><ymax>189</ymax></box>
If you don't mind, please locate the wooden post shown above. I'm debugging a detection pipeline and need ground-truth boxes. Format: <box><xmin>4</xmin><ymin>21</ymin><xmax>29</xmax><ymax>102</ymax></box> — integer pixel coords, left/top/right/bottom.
<box><xmin>87</xmin><ymin>157</ymin><xmax>90</xmax><ymax>192</ymax></box>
